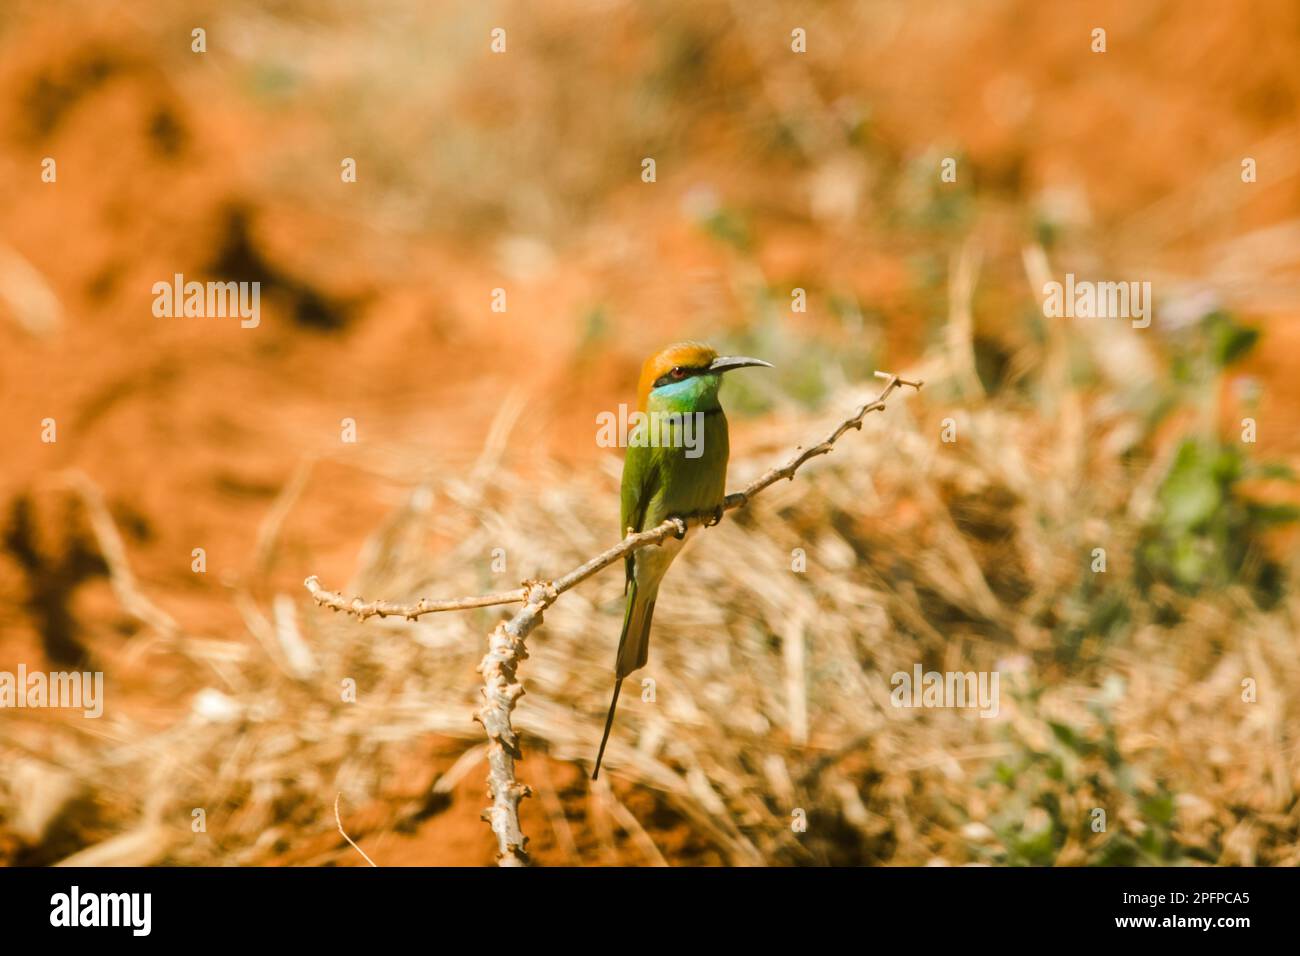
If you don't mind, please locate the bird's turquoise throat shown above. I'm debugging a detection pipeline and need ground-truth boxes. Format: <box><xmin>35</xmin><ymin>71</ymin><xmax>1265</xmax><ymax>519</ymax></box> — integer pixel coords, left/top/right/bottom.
<box><xmin>647</xmin><ymin>371</ymin><xmax>723</xmax><ymax>415</ymax></box>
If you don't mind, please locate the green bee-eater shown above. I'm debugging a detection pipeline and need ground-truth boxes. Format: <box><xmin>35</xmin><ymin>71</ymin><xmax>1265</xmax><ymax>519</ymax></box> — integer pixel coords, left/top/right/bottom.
<box><xmin>592</xmin><ymin>342</ymin><xmax>772</xmax><ymax>779</ymax></box>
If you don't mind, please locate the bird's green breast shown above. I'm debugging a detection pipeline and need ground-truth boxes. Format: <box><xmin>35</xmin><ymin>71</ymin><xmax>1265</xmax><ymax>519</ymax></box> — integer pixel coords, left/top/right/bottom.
<box><xmin>621</xmin><ymin>409</ymin><xmax>729</xmax><ymax>534</ymax></box>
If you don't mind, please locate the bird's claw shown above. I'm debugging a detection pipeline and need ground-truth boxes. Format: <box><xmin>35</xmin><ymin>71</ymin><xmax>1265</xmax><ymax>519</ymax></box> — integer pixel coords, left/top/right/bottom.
<box><xmin>667</xmin><ymin>515</ymin><xmax>688</xmax><ymax>539</ymax></box>
<box><xmin>703</xmin><ymin>504</ymin><xmax>724</xmax><ymax>527</ymax></box>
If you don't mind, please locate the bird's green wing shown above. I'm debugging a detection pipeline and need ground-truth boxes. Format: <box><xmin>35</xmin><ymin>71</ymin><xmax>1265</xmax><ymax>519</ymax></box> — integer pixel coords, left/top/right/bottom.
<box><xmin>619</xmin><ymin>442</ymin><xmax>659</xmax><ymax>592</ymax></box>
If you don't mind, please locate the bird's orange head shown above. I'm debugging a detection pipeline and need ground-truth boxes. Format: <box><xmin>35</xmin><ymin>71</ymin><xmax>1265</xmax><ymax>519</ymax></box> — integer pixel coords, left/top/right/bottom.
<box><xmin>636</xmin><ymin>342</ymin><xmax>717</xmax><ymax>411</ymax></box>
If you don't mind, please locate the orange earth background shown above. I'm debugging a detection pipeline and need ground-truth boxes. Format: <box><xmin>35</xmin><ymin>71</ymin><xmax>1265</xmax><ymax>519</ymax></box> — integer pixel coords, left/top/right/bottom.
<box><xmin>1</xmin><ymin>0</ymin><xmax>1298</xmax><ymax>866</ymax></box>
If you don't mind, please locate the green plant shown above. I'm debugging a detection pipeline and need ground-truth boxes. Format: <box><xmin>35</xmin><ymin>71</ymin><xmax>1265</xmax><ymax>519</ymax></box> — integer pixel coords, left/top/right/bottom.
<box><xmin>1137</xmin><ymin>439</ymin><xmax>1297</xmax><ymax>598</ymax></box>
<box><xmin>977</xmin><ymin>683</ymin><xmax>1190</xmax><ymax>866</ymax></box>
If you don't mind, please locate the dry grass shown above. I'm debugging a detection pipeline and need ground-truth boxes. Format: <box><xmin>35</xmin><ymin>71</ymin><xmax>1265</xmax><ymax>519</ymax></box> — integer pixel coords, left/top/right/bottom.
<box><xmin>4</xmin><ymin>297</ymin><xmax>1296</xmax><ymax>866</ymax></box>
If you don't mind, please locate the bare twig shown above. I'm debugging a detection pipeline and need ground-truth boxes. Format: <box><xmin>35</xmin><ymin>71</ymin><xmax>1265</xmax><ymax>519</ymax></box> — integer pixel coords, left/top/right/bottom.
<box><xmin>948</xmin><ymin>238</ymin><xmax>985</xmax><ymax>399</ymax></box>
<box><xmin>305</xmin><ymin>372</ymin><xmax>921</xmax><ymax>866</ymax></box>
<box><xmin>593</xmin><ymin>774</ymin><xmax>669</xmax><ymax>867</ymax></box>
<box><xmin>533</xmin><ymin>754</ymin><xmax>581</xmax><ymax>864</ymax></box>
<box><xmin>0</xmin><ymin>242</ymin><xmax>62</xmax><ymax>336</ymax></box>
<box><xmin>303</xmin><ymin>578</ymin><xmax>529</xmax><ymax>619</ymax></box>
<box><xmin>251</xmin><ymin>457</ymin><xmax>315</xmax><ymax>582</ymax></box>
<box><xmin>334</xmin><ymin>792</ymin><xmax>377</xmax><ymax>867</ymax></box>
<box><xmin>61</xmin><ymin>471</ymin><xmax>180</xmax><ymax>639</ymax></box>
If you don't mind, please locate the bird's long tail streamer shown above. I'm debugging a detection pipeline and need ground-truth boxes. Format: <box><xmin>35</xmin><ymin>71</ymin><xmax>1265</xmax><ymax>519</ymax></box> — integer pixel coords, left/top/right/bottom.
<box><xmin>592</xmin><ymin>677</ymin><xmax>623</xmax><ymax>780</ymax></box>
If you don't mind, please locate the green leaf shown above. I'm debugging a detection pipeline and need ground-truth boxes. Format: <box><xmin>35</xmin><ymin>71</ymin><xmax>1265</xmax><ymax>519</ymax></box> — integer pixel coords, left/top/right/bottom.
<box><xmin>1141</xmin><ymin>793</ymin><xmax>1175</xmax><ymax>827</ymax></box>
<box><xmin>1248</xmin><ymin>502</ymin><xmax>1300</xmax><ymax>526</ymax></box>
<box><xmin>1048</xmin><ymin>721</ymin><xmax>1084</xmax><ymax>754</ymax></box>
<box><xmin>1205</xmin><ymin>311</ymin><xmax>1260</xmax><ymax>367</ymax></box>
<box><xmin>1160</xmin><ymin>445</ymin><xmax>1222</xmax><ymax>530</ymax></box>
<box><xmin>1248</xmin><ymin>462</ymin><xmax>1297</xmax><ymax>481</ymax></box>
<box><xmin>1169</xmin><ymin>537</ymin><xmax>1209</xmax><ymax>587</ymax></box>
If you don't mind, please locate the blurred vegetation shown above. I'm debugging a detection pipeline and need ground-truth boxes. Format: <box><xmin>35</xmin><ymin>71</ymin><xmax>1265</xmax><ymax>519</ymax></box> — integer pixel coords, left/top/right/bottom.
<box><xmin>982</xmin><ymin>682</ymin><xmax>1190</xmax><ymax>866</ymax></box>
<box><xmin>1139</xmin><ymin>309</ymin><xmax>1297</xmax><ymax>603</ymax></box>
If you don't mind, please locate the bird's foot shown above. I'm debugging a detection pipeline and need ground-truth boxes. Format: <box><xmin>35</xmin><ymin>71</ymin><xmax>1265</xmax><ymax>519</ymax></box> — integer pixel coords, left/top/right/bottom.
<box><xmin>703</xmin><ymin>504</ymin><xmax>725</xmax><ymax>527</ymax></box>
<box><xmin>666</xmin><ymin>515</ymin><xmax>688</xmax><ymax>539</ymax></box>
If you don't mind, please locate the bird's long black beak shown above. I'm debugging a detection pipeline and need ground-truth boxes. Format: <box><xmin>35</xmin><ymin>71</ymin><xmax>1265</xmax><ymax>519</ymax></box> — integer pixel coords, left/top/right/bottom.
<box><xmin>709</xmin><ymin>355</ymin><xmax>773</xmax><ymax>373</ymax></box>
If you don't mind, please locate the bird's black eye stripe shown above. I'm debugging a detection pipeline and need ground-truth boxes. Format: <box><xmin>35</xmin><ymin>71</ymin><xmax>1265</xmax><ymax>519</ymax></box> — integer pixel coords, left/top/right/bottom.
<box><xmin>652</xmin><ymin>365</ymin><xmax>709</xmax><ymax>388</ymax></box>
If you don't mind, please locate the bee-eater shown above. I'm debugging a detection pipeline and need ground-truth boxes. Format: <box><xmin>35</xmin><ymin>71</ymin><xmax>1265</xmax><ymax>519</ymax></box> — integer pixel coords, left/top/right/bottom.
<box><xmin>592</xmin><ymin>342</ymin><xmax>772</xmax><ymax>779</ymax></box>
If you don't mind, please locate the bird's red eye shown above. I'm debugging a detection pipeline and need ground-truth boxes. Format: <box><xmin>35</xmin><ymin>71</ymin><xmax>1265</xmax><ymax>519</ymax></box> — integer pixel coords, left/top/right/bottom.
<box><xmin>670</xmin><ymin>366</ymin><xmax>685</xmax><ymax>379</ymax></box>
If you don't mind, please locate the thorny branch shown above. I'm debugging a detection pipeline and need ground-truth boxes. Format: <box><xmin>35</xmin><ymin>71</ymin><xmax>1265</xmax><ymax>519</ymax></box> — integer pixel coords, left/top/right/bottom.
<box><xmin>304</xmin><ymin>371</ymin><xmax>921</xmax><ymax>866</ymax></box>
